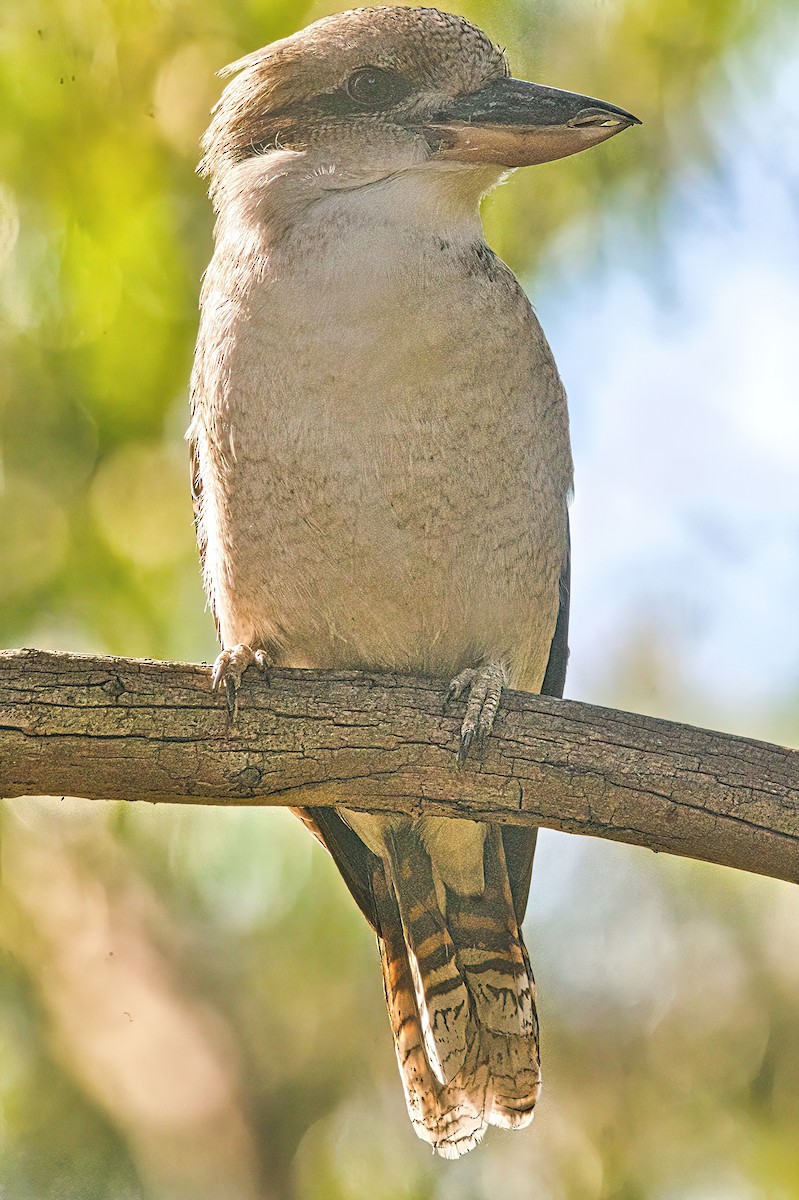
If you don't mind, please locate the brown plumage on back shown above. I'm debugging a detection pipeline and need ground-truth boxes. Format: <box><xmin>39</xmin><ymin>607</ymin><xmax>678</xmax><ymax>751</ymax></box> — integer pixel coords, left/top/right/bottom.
<box><xmin>190</xmin><ymin>6</ymin><xmax>638</xmax><ymax>1156</ymax></box>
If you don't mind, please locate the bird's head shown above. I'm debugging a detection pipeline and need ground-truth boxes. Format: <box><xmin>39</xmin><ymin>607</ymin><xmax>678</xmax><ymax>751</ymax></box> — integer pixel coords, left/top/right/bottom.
<box><xmin>202</xmin><ymin>6</ymin><xmax>639</xmax><ymax>217</ymax></box>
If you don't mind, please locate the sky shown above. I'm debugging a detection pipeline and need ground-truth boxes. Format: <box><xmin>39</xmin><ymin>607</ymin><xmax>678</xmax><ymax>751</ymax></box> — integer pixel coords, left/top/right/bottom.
<box><xmin>538</xmin><ymin>31</ymin><xmax>799</xmax><ymax>739</ymax></box>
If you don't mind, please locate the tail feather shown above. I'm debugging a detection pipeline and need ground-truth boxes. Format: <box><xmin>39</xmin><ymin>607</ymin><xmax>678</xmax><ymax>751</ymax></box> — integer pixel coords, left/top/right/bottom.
<box><xmin>374</xmin><ymin>865</ymin><xmax>489</xmax><ymax>1157</ymax></box>
<box><xmin>386</xmin><ymin>826</ymin><xmax>470</xmax><ymax>1085</ymax></box>
<box><xmin>372</xmin><ymin>823</ymin><xmax>541</xmax><ymax>1157</ymax></box>
<box><xmin>445</xmin><ymin>827</ymin><xmax>540</xmax><ymax>1129</ymax></box>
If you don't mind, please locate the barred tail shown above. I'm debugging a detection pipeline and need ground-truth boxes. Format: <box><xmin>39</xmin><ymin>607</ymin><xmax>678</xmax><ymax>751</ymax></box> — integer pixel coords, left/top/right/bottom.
<box><xmin>445</xmin><ymin>826</ymin><xmax>541</xmax><ymax>1129</ymax></box>
<box><xmin>373</xmin><ymin>824</ymin><xmax>540</xmax><ymax>1157</ymax></box>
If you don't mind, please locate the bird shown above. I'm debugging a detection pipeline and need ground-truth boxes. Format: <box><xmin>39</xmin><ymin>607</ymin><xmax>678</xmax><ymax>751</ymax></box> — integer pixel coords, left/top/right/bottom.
<box><xmin>189</xmin><ymin>5</ymin><xmax>638</xmax><ymax>1158</ymax></box>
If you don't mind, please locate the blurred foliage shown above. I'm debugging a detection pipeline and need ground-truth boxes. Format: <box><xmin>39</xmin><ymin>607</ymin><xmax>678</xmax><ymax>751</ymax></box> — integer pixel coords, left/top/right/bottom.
<box><xmin>1</xmin><ymin>0</ymin><xmax>798</xmax><ymax>1197</ymax></box>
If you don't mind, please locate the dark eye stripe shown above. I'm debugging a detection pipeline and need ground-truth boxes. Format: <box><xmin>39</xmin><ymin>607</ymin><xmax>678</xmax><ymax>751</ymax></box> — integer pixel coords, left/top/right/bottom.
<box><xmin>232</xmin><ymin>69</ymin><xmax>414</xmax><ymax>162</ymax></box>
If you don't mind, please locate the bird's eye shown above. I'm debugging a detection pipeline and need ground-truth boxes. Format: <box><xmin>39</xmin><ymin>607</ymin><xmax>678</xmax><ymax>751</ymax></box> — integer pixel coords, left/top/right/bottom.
<box><xmin>345</xmin><ymin>66</ymin><xmax>411</xmax><ymax>110</ymax></box>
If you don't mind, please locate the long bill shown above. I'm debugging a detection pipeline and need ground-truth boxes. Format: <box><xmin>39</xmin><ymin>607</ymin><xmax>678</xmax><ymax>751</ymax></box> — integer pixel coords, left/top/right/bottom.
<box><xmin>422</xmin><ymin>76</ymin><xmax>640</xmax><ymax>167</ymax></box>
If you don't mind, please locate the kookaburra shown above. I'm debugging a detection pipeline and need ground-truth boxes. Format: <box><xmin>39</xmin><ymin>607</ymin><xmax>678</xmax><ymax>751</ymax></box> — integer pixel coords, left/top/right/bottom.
<box><xmin>190</xmin><ymin>5</ymin><xmax>638</xmax><ymax>1158</ymax></box>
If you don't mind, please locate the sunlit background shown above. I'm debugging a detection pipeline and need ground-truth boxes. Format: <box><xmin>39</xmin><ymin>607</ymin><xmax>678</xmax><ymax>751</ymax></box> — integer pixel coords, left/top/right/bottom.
<box><xmin>1</xmin><ymin>1</ymin><xmax>798</xmax><ymax>1197</ymax></box>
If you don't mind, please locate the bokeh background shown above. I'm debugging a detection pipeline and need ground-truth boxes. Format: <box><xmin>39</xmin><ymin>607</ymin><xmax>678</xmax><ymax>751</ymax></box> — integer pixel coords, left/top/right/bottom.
<box><xmin>1</xmin><ymin>0</ymin><xmax>798</xmax><ymax>1197</ymax></box>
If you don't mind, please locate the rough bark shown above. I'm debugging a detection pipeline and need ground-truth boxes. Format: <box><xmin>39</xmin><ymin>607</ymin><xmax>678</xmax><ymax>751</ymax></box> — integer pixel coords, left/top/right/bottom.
<box><xmin>1</xmin><ymin>648</ymin><xmax>797</xmax><ymax>883</ymax></box>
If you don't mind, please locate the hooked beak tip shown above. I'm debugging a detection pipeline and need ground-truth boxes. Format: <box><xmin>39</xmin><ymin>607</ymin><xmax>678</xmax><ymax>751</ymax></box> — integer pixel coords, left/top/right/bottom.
<box><xmin>567</xmin><ymin>106</ymin><xmax>641</xmax><ymax>130</ymax></box>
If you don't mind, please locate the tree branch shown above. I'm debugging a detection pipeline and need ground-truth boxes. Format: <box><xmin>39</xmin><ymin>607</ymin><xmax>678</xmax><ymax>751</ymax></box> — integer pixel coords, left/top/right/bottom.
<box><xmin>1</xmin><ymin>648</ymin><xmax>797</xmax><ymax>883</ymax></box>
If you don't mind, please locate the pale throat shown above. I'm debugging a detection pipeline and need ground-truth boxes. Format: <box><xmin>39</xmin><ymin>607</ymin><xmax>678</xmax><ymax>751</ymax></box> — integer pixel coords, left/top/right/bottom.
<box><xmin>310</xmin><ymin>158</ymin><xmax>507</xmax><ymax>238</ymax></box>
<box><xmin>214</xmin><ymin>147</ymin><xmax>505</xmax><ymax>262</ymax></box>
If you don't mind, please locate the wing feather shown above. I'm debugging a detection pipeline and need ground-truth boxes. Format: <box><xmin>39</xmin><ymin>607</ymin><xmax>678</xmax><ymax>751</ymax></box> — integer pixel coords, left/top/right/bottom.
<box><xmin>502</xmin><ymin>519</ymin><xmax>570</xmax><ymax>923</ymax></box>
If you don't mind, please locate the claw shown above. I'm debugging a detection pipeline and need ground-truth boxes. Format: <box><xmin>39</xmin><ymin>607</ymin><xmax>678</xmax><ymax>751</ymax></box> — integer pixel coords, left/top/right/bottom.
<box><xmin>446</xmin><ymin>668</ymin><xmax>476</xmax><ymax>706</ymax></box>
<box><xmin>456</xmin><ymin>727</ymin><xmax>474</xmax><ymax>769</ymax></box>
<box><xmin>447</xmin><ymin>662</ymin><xmax>508</xmax><ymax>767</ymax></box>
<box><xmin>211</xmin><ymin>644</ymin><xmax>270</xmax><ymax>730</ymax></box>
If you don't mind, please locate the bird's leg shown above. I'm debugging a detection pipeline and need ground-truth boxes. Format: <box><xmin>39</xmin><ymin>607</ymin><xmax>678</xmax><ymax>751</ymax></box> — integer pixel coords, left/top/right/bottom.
<box><xmin>211</xmin><ymin>644</ymin><xmax>270</xmax><ymax>727</ymax></box>
<box><xmin>446</xmin><ymin>661</ymin><xmax>508</xmax><ymax>767</ymax></box>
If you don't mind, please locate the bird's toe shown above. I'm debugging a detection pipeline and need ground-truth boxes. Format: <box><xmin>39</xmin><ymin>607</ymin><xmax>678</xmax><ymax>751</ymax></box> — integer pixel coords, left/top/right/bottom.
<box><xmin>448</xmin><ymin>662</ymin><xmax>507</xmax><ymax>767</ymax></box>
<box><xmin>211</xmin><ymin>643</ymin><xmax>270</xmax><ymax>727</ymax></box>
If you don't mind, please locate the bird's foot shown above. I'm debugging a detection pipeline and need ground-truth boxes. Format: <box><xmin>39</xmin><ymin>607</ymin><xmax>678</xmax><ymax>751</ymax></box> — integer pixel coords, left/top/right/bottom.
<box><xmin>446</xmin><ymin>661</ymin><xmax>508</xmax><ymax>768</ymax></box>
<box><xmin>211</xmin><ymin>644</ymin><xmax>270</xmax><ymax>727</ymax></box>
